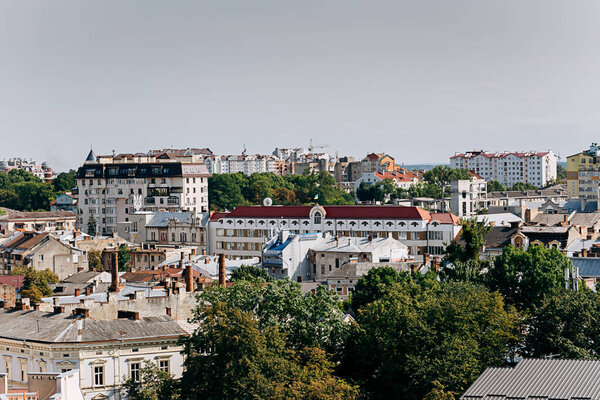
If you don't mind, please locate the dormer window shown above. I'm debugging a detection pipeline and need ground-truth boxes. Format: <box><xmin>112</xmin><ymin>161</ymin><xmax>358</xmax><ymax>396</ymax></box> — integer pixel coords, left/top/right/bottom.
<box><xmin>314</xmin><ymin>211</ymin><xmax>322</xmax><ymax>224</ymax></box>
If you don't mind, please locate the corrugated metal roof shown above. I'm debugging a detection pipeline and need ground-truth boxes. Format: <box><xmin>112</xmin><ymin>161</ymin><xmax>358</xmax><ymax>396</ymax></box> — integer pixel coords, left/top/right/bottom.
<box><xmin>461</xmin><ymin>359</ymin><xmax>600</xmax><ymax>399</ymax></box>
<box><xmin>571</xmin><ymin>257</ymin><xmax>600</xmax><ymax>278</ymax></box>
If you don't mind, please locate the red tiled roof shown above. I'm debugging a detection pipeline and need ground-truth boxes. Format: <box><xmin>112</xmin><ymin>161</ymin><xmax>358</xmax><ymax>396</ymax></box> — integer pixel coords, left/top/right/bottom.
<box><xmin>212</xmin><ymin>205</ymin><xmax>432</xmax><ymax>220</ymax></box>
<box><xmin>0</xmin><ymin>275</ymin><xmax>24</xmax><ymax>288</ymax></box>
<box><xmin>430</xmin><ymin>213</ymin><xmax>460</xmax><ymax>225</ymax></box>
<box><xmin>0</xmin><ymin>232</ymin><xmax>51</xmax><ymax>250</ymax></box>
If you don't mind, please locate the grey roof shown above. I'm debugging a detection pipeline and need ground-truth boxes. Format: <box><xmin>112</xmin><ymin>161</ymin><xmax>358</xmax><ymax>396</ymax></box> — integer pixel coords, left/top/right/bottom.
<box><xmin>0</xmin><ymin>309</ymin><xmax>188</xmax><ymax>343</ymax></box>
<box><xmin>324</xmin><ymin>262</ymin><xmax>409</xmax><ymax>280</ymax></box>
<box><xmin>85</xmin><ymin>149</ymin><xmax>96</xmax><ymax>163</ymax></box>
<box><xmin>147</xmin><ymin>212</ymin><xmax>192</xmax><ymax>227</ymax></box>
<box><xmin>62</xmin><ymin>271</ymin><xmax>103</xmax><ymax>284</ymax></box>
<box><xmin>461</xmin><ymin>359</ymin><xmax>600</xmax><ymax>399</ymax></box>
<box><xmin>571</xmin><ymin>257</ymin><xmax>600</xmax><ymax>278</ymax></box>
<box><xmin>533</xmin><ymin>212</ymin><xmax>600</xmax><ymax>228</ymax></box>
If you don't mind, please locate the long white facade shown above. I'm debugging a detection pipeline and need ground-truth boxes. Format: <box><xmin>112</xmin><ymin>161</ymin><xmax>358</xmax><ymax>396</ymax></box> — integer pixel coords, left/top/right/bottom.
<box><xmin>450</xmin><ymin>150</ymin><xmax>557</xmax><ymax>187</ymax></box>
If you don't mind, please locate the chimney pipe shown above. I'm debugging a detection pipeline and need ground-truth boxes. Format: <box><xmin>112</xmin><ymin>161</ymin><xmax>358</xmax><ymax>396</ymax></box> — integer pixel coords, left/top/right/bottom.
<box><xmin>185</xmin><ymin>262</ymin><xmax>193</xmax><ymax>292</ymax></box>
<box><xmin>74</xmin><ymin>288</ymin><xmax>80</xmax><ymax>297</ymax></box>
<box><xmin>110</xmin><ymin>253</ymin><xmax>120</xmax><ymax>292</ymax></box>
<box><xmin>85</xmin><ymin>287</ymin><xmax>91</xmax><ymax>296</ymax></box>
<box><xmin>202</xmin><ymin>249</ymin><xmax>206</xmax><ymax>256</ymax></box>
<box><xmin>218</xmin><ymin>254</ymin><xmax>226</xmax><ymax>287</ymax></box>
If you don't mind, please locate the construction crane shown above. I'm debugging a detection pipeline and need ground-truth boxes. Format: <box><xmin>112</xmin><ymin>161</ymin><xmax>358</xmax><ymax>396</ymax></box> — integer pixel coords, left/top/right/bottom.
<box><xmin>308</xmin><ymin>139</ymin><xmax>329</xmax><ymax>153</ymax></box>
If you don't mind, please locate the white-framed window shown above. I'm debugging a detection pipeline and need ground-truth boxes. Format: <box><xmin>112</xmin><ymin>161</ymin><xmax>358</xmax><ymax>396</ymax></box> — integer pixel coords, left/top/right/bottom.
<box><xmin>158</xmin><ymin>359</ymin><xmax>170</xmax><ymax>374</ymax></box>
<box><xmin>130</xmin><ymin>362</ymin><xmax>140</xmax><ymax>382</ymax></box>
<box><xmin>93</xmin><ymin>365</ymin><xmax>104</xmax><ymax>386</ymax></box>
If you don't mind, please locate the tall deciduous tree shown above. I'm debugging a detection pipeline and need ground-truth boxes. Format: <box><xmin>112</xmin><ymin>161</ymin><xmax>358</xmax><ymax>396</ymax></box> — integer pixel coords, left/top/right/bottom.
<box><xmin>340</xmin><ymin>280</ymin><xmax>518</xmax><ymax>400</ymax></box>
<box><xmin>123</xmin><ymin>361</ymin><xmax>180</xmax><ymax>400</ymax></box>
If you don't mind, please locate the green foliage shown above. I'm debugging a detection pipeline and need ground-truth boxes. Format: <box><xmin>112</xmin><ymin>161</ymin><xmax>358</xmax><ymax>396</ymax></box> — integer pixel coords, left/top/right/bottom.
<box><xmin>123</xmin><ymin>361</ymin><xmax>180</xmax><ymax>400</ymax></box>
<box><xmin>509</xmin><ymin>182</ymin><xmax>537</xmax><ymax>191</ymax></box>
<box><xmin>87</xmin><ymin>215</ymin><xmax>97</xmax><ymax>236</ymax></box>
<box><xmin>88</xmin><ymin>250</ymin><xmax>102</xmax><ymax>271</ymax></box>
<box><xmin>486</xmin><ymin>245</ymin><xmax>573</xmax><ymax>311</ymax></box>
<box><xmin>13</xmin><ymin>267</ymin><xmax>59</xmax><ymax>304</ymax></box>
<box><xmin>0</xmin><ymin>169</ymin><xmax>75</xmax><ymax>211</ymax></box>
<box><xmin>340</xmin><ymin>280</ymin><xmax>519</xmax><ymax>400</ymax></box>
<box><xmin>423</xmin><ymin>381</ymin><xmax>457</xmax><ymax>400</ymax></box>
<box><xmin>523</xmin><ymin>288</ymin><xmax>600</xmax><ymax>359</ymax></box>
<box><xmin>350</xmin><ymin>266</ymin><xmax>406</xmax><ymax>313</ymax></box>
<box><xmin>486</xmin><ymin>180</ymin><xmax>506</xmax><ymax>192</ymax></box>
<box><xmin>118</xmin><ymin>244</ymin><xmax>130</xmax><ymax>271</ymax></box>
<box><xmin>180</xmin><ymin>302</ymin><xmax>358</xmax><ymax>400</ymax></box>
<box><xmin>196</xmin><ymin>280</ymin><xmax>349</xmax><ymax>353</ymax></box>
<box><xmin>208</xmin><ymin>172</ymin><xmax>353</xmax><ymax>211</ymax></box>
<box><xmin>423</xmin><ymin>166</ymin><xmax>472</xmax><ymax>196</ymax></box>
<box><xmin>441</xmin><ymin>218</ymin><xmax>491</xmax><ymax>284</ymax></box>
<box><xmin>556</xmin><ymin>164</ymin><xmax>567</xmax><ymax>181</ymax></box>
<box><xmin>52</xmin><ymin>170</ymin><xmax>77</xmax><ymax>193</ymax></box>
<box><xmin>230</xmin><ymin>265</ymin><xmax>273</xmax><ymax>282</ymax></box>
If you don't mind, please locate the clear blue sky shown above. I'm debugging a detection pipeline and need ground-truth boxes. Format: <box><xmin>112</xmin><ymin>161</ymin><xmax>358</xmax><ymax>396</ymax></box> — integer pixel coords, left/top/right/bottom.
<box><xmin>1</xmin><ymin>0</ymin><xmax>599</xmax><ymax>171</ymax></box>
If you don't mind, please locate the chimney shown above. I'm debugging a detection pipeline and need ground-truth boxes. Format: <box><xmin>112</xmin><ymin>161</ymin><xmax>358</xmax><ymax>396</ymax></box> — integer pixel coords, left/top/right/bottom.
<box><xmin>185</xmin><ymin>262</ymin><xmax>194</xmax><ymax>292</ymax></box>
<box><xmin>191</xmin><ymin>248</ymin><xmax>196</xmax><ymax>256</ymax></box>
<box><xmin>423</xmin><ymin>253</ymin><xmax>430</xmax><ymax>266</ymax></box>
<box><xmin>218</xmin><ymin>254</ymin><xmax>226</xmax><ymax>287</ymax></box>
<box><xmin>85</xmin><ymin>287</ymin><xmax>91</xmax><ymax>296</ymax></box>
<box><xmin>205</xmin><ymin>257</ymin><xmax>210</xmax><ymax>264</ymax></box>
<box><xmin>74</xmin><ymin>288</ymin><xmax>81</xmax><ymax>297</ymax></box>
<box><xmin>583</xmin><ymin>248</ymin><xmax>589</xmax><ymax>257</ymax></box>
<box><xmin>202</xmin><ymin>249</ymin><xmax>206</xmax><ymax>256</ymax></box>
<box><xmin>110</xmin><ymin>253</ymin><xmax>120</xmax><ymax>292</ymax></box>
<box><xmin>562</xmin><ymin>214</ymin><xmax>569</xmax><ymax>227</ymax></box>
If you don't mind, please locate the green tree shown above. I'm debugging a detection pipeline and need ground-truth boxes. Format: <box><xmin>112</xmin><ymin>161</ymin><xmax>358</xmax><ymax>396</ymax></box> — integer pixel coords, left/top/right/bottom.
<box><xmin>230</xmin><ymin>265</ymin><xmax>272</xmax><ymax>282</ymax></box>
<box><xmin>88</xmin><ymin>250</ymin><xmax>102</xmax><ymax>270</ymax></box>
<box><xmin>12</xmin><ymin>181</ymin><xmax>56</xmax><ymax>211</ymax></box>
<box><xmin>118</xmin><ymin>244</ymin><xmax>130</xmax><ymax>271</ymax></box>
<box><xmin>486</xmin><ymin>180</ymin><xmax>506</xmax><ymax>192</ymax></box>
<box><xmin>87</xmin><ymin>215</ymin><xmax>97</xmax><ymax>236</ymax></box>
<box><xmin>509</xmin><ymin>182</ymin><xmax>537</xmax><ymax>191</ymax></box>
<box><xmin>52</xmin><ymin>170</ymin><xmax>77</xmax><ymax>193</ymax></box>
<box><xmin>423</xmin><ymin>166</ymin><xmax>472</xmax><ymax>204</ymax></box>
<box><xmin>123</xmin><ymin>361</ymin><xmax>180</xmax><ymax>400</ymax></box>
<box><xmin>0</xmin><ymin>189</ymin><xmax>18</xmax><ymax>209</ymax></box>
<box><xmin>197</xmin><ymin>280</ymin><xmax>349</xmax><ymax>354</ymax></box>
<box><xmin>486</xmin><ymin>245</ymin><xmax>574</xmax><ymax>311</ymax></box>
<box><xmin>556</xmin><ymin>164</ymin><xmax>567</xmax><ymax>182</ymax></box>
<box><xmin>350</xmin><ymin>266</ymin><xmax>405</xmax><ymax>313</ymax></box>
<box><xmin>423</xmin><ymin>381</ymin><xmax>456</xmax><ymax>400</ymax></box>
<box><xmin>180</xmin><ymin>302</ymin><xmax>358</xmax><ymax>400</ymax></box>
<box><xmin>523</xmin><ymin>288</ymin><xmax>600</xmax><ymax>359</ymax></box>
<box><xmin>13</xmin><ymin>267</ymin><xmax>59</xmax><ymax>304</ymax></box>
<box><xmin>208</xmin><ymin>173</ymin><xmax>248</xmax><ymax>211</ymax></box>
<box><xmin>340</xmin><ymin>281</ymin><xmax>518</xmax><ymax>400</ymax></box>
<box><xmin>7</xmin><ymin>169</ymin><xmax>42</xmax><ymax>183</ymax></box>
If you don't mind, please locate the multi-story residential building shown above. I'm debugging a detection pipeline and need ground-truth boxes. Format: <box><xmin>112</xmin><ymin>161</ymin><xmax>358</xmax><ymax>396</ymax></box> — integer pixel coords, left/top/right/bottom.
<box><xmin>207</xmin><ymin>154</ymin><xmax>283</xmax><ymax>175</ymax></box>
<box><xmin>450</xmin><ymin>150</ymin><xmax>557</xmax><ymax>187</ymax></box>
<box><xmin>209</xmin><ymin>205</ymin><xmax>461</xmax><ymax>262</ymax></box>
<box><xmin>0</xmin><ymin>211</ymin><xmax>76</xmax><ymax>232</ymax></box>
<box><xmin>0</xmin><ymin>158</ymin><xmax>55</xmax><ymax>182</ymax></box>
<box><xmin>566</xmin><ymin>143</ymin><xmax>600</xmax><ymax>203</ymax></box>
<box><xmin>0</xmin><ymin>308</ymin><xmax>189</xmax><ymax>400</ymax></box>
<box><xmin>449</xmin><ymin>174</ymin><xmax>488</xmax><ymax>217</ymax></box>
<box><xmin>75</xmin><ymin>150</ymin><xmax>210</xmax><ymax>235</ymax></box>
<box><xmin>144</xmin><ymin>212</ymin><xmax>209</xmax><ymax>253</ymax></box>
<box><xmin>0</xmin><ymin>232</ymin><xmax>87</xmax><ymax>279</ymax></box>
<box><xmin>353</xmin><ymin>170</ymin><xmax>422</xmax><ymax>195</ymax></box>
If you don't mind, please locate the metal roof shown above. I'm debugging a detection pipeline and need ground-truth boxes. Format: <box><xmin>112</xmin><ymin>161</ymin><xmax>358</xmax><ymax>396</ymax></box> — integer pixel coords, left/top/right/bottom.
<box><xmin>461</xmin><ymin>359</ymin><xmax>600</xmax><ymax>399</ymax></box>
<box><xmin>571</xmin><ymin>257</ymin><xmax>600</xmax><ymax>278</ymax></box>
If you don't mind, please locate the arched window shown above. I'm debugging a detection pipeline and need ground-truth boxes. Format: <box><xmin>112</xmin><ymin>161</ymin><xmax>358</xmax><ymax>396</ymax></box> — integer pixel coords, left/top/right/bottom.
<box><xmin>314</xmin><ymin>212</ymin><xmax>322</xmax><ymax>224</ymax></box>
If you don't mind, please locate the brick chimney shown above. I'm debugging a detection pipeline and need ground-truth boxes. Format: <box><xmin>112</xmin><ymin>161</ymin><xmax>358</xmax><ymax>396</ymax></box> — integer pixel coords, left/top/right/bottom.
<box><xmin>85</xmin><ymin>287</ymin><xmax>91</xmax><ymax>296</ymax></box>
<box><xmin>110</xmin><ymin>253</ymin><xmax>120</xmax><ymax>292</ymax></box>
<box><xmin>74</xmin><ymin>288</ymin><xmax>81</xmax><ymax>297</ymax></box>
<box><xmin>218</xmin><ymin>254</ymin><xmax>226</xmax><ymax>287</ymax></box>
<box><xmin>185</xmin><ymin>262</ymin><xmax>194</xmax><ymax>292</ymax></box>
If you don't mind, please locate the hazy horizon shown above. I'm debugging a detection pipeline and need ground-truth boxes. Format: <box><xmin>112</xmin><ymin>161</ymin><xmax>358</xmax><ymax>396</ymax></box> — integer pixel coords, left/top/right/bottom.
<box><xmin>2</xmin><ymin>1</ymin><xmax>600</xmax><ymax>171</ymax></box>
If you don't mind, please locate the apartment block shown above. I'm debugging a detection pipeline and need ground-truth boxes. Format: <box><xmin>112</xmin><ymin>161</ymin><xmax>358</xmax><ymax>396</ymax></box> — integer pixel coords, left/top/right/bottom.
<box><xmin>450</xmin><ymin>150</ymin><xmax>557</xmax><ymax>187</ymax></box>
<box><xmin>449</xmin><ymin>173</ymin><xmax>488</xmax><ymax>217</ymax></box>
<box><xmin>566</xmin><ymin>143</ymin><xmax>600</xmax><ymax>202</ymax></box>
<box><xmin>75</xmin><ymin>150</ymin><xmax>210</xmax><ymax>235</ymax></box>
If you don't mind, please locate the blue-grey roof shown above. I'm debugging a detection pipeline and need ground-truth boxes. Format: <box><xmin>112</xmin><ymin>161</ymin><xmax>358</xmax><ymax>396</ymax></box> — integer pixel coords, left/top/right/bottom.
<box><xmin>571</xmin><ymin>257</ymin><xmax>600</xmax><ymax>278</ymax></box>
<box><xmin>461</xmin><ymin>358</ymin><xmax>600</xmax><ymax>399</ymax></box>
<box><xmin>146</xmin><ymin>212</ymin><xmax>209</xmax><ymax>228</ymax></box>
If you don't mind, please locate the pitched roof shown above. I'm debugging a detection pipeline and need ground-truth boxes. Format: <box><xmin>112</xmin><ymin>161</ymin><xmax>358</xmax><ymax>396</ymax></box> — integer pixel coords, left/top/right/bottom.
<box><xmin>461</xmin><ymin>358</ymin><xmax>600</xmax><ymax>399</ymax></box>
<box><xmin>0</xmin><ymin>232</ymin><xmax>50</xmax><ymax>251</ymax></box>
<box><xmin>147</xmin><ymin>212</ymin><xmax>192</xmax><ymax>228</ymax></box>
<box><xmin>0</xmin><ymin>310</ymin><xmax>189</xmax><ymax>343</ymax></box>
<box><xmin>430</xmin><ymin>213</ymin><xmax>460</xmax><ymax>225</ymax></box>
<box><xmin>571</xmin><ymin>257</ymin><xmax>600</xmax><ymax>278</ymax></box>
<box><xmin>212</xmin><ymin>205</ymin><xmax>432</xmax><ymax>221</ymax></box>
<box><xmin>0</xmin><ymin>211</ymin><xmax>76</xmax><ymax>220</ymax></box>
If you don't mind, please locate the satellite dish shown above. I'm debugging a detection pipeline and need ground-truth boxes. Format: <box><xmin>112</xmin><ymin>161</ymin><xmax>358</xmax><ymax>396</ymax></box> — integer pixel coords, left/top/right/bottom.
<box><xmin>263</xmin><ymin>197</ymin><xmax>273</xmax><ymax>207</ymax></box>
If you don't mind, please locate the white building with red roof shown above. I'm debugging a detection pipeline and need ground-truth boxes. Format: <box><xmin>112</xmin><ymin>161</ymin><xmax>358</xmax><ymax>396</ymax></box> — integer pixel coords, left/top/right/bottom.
<box><xmin>353</xmin><ymin>170</ymin><xmax>422</xmax><ymax>194</ymax></box>
<box><xmin>208</xmin><ymin>205</ymin><xmax>461</xmax><ymax>262</ymax></box>
<box><xmin>450</xmin><ymin>150</ymin><xmax>557</xmax><ymax>187</ymax></box>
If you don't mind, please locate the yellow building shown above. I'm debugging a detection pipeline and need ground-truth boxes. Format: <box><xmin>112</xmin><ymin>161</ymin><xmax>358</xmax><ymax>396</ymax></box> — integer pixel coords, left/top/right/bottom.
<box><xmin>567</xmin><ymin>143</ymin><xmax>600</xmax><ymax>201</ymax></box>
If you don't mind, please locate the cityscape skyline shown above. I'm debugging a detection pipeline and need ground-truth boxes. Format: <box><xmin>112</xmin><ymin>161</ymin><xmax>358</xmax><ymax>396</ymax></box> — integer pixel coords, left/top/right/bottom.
<box><xmin>2</xmin><ymin>1</ymin><xmax>600</xmax><ymax>170</ymax></box>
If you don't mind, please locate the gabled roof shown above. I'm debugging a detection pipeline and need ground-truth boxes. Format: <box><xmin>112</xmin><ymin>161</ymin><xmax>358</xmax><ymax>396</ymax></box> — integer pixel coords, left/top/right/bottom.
<box><xmin>461</xmin><ymin>358</ymin><xmax>600</xmax><ymax>399</ymax></box>
<box><xmin>0</xmin><ymin>232</ymin><xmax>50</xmax><ymax>251</ymax></box>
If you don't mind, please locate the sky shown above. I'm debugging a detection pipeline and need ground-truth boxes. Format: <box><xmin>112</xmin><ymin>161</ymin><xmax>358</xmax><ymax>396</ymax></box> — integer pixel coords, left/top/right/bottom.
<box><xmin>1</xmin><ymin>0</ymin><xmax>600</xmax><ymax>172</ymax></box>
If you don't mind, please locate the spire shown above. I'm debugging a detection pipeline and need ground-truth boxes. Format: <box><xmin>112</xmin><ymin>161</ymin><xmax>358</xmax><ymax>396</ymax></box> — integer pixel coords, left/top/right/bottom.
<box><xmin>85</xmin><ymin>148</ymin><xmax>96</xmax><ymax>163</ymax></box>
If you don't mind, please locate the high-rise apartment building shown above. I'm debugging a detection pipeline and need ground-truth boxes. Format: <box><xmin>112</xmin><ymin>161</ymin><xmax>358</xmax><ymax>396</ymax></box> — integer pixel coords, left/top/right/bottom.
<box><xmin>566</xmin><ymin>143</ymin><xmax>600</xmax><ymax>202</ymax></box>
<box><xmin>75</xmin><ymin>150</ymin><xmax>210</xmax><ymax>235</ymax></box>
<box><xmin>450</xmin><ymin>150</ymin><xmax>557</xmax><ymax>187</ymax></box>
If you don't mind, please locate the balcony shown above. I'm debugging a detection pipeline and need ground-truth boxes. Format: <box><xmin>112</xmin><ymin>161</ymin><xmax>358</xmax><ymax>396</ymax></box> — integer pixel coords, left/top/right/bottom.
<box><xmin>144</xmin><ymin>196</ymin><xmax>156</xmax><ymax>205</ymax></box>
<box><xmin>167</xmin><ymin>196</ymin><xmax>180</xmax><ymax>206</ymax></box>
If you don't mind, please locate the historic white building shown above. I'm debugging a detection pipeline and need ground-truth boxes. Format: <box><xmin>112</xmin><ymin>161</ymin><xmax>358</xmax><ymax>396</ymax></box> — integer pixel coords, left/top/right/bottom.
<box><xmin>209</xmin><ymin>205</ymin><xmax>461</xmax><ymax>262</ymax></box>
<box><xmin>0</xmin><ymin>309</ymin><xmax>190</xmax><ymax>400</ymax></box>
<box><xmin>75</xmin><ymin>150</ymin><xmax>210</xmax><ymax>235</ymax></box>
<box><xmin>450</xmin><ymin>150</ymin><xmax>557</xmax><ymax>187</ymax></box>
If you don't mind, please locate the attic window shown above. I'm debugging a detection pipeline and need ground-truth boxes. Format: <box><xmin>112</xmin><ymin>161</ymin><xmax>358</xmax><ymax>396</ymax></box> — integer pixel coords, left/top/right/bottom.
<box><xmin>411</xmin><ymin>222</ymin><xmax>419</xmax><ymax>227</ymax></box>
<box><xmin>361</xmin><ymin>222</ymin><xmax>368</xmax><ymax>226</ymax></box>
<box><xmin>386</xmin><ymin>222</ymin><xmax>393</xmax><ymax>226</ymax></box>
<box><xmin>237</xmin><ymin>220</ymin><xmax>243</xmax><ymax>224</ymax></box>
<box><xmin>259</xmin><ymin>221</ymin><xmax>265</xmax><ymax>225</ymax></box>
